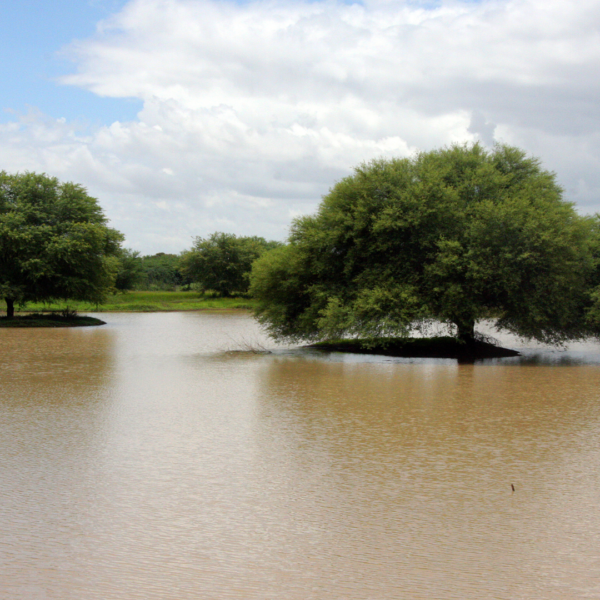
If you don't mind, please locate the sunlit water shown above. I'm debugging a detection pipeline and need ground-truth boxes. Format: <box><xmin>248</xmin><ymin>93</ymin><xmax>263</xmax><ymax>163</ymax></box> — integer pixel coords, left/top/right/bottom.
<box><xmin>2</xmin><ymin>312</ymin><xmax>600</xmax><ymax>599</ymax></box>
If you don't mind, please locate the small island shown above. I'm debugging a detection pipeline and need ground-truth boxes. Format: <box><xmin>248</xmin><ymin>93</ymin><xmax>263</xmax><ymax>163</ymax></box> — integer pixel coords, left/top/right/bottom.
<box><xmin>0</xmin><ymin>313</ymin><xmax>106</xmax><ymax>328</ymax></box>
<box><xmin>309</xmin><ymin>336</ymin><xmax>520</xmax><ymax>361</ymax></box>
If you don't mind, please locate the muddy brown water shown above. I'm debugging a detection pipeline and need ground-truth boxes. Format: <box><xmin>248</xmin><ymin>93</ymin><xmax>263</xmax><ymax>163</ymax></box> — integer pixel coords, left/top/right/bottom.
<box><xmin>2</xmin><ymin>312</ymin><xmax>600</xmax><ymax>599</ymax></box>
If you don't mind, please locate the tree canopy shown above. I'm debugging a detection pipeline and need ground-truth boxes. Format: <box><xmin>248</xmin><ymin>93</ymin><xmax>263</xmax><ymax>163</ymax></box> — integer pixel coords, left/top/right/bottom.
<box><xmin>114</xmin><ymin>248</ymin><xmax>144</xmax><ymax>291</ymax></box>
<box><xmin>0</xmin><ymin>171</ymin><xmax>124</xmax><ymax>317</ymax></box>
<box><xmin>250</xmin><ymin>144</ymin><xmax>597</xmax><ymax>345</ymax></box>
<box><xmin>136</xmin><ymin>253</ymin><xmax>190</xmax><ymax>291</ymax></box>
<box><xmin>180</xmin><ymin>232</ymin><xmax>281</xmax><ymax>297</ymax></box>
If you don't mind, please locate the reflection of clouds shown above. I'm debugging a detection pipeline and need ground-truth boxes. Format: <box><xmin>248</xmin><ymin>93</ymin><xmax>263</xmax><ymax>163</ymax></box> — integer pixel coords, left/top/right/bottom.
<box><xmin>2</xmin><ymin>0</ymin><xmax>600</xmax><ymax>252</ymax></box>
<box><xmin>487</xmin><ymin>351</ymin><xmax>600</xmax><ymax>366</ymax></box>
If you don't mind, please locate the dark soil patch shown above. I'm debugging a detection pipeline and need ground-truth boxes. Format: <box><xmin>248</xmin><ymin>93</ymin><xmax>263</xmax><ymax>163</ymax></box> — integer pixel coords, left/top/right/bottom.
<box><xmin>0</xmin><ymin>314</ymin><xmax>106</xmax><ymax>328</ymax></box>
<box><xmin>308</xmin><ymin>336</ymin><xmax>520</xmax><ymax>362</ymax></box>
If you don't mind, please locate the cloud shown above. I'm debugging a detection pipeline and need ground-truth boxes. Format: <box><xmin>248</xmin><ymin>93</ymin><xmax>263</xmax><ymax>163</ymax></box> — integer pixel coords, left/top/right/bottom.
<box><xmin>2</xmin><ymin>0</ymin><xmax>600</xmax><ymax>252</ymax></box>
<box><xmin>468</xmin><ymin>110</ymin><xmax>496</xmax><ymax>147</ymax></box>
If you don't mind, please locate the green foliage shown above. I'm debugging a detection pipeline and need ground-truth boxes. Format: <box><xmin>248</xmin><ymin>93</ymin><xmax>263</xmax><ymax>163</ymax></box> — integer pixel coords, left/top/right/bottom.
<box><xmin>251</xmin><ymin>143</ymin><xmax>596</xmax><ymax>345</ymax></box>
<box><xmin>180</xmin><ymin>232</ymin><xmax>281</xmax><ymax>297</ymax></box>
<box><xmin>137</xmin><ymin>253</ymin><xmax>187</xmax><ymax>290</ymax></box>
<box><xmin>115</xmin><ymin>248</ymin><xmax>144</xmax><ymax>291</ymax></box>
<box><xmin>0</xmin><ymin>171</ymin><xmax>123</xmax><ymax>316</ymax></box>
<box><xmin>582</xmin><ymin>215</ymin><xmax>600</xmax><ymax>328</ymax></box>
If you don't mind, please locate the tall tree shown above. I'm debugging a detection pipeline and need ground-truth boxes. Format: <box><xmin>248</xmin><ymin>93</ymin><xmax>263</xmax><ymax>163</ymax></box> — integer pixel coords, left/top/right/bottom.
<box><xmin>0</xmin><ymin>171</ymin><xmax>123</xmax><ymax>317</ymax></box>
<box><xmin>180</xmin><ymin>233</ymin><xmax>281</xmax><ymax>297</ymax></box>
<box><xmin>251</xmin><ymin>144</ymin><xmax>596</xmax><ymax>345</ymax></box>
<box><xmin>114</xmin><ymin>248</ymin><xmax>144</xmax><ymax>291</ymax></box>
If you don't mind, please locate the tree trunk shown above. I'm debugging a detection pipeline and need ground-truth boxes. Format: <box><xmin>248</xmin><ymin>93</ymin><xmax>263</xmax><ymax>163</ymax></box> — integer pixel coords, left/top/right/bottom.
<box><xmin>5</xmin><ymin>298</ymin><xmax>14</xmax><ymax>319</ymax></box>
<box><xmin>456</xmin><ymin>319</ymin><xmax>475</xmax><ymax>344</ymax></box>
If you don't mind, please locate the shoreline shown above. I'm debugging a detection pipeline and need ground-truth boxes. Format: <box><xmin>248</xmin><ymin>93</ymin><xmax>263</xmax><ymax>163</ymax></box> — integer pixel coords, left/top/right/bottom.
<box><xmin>0</xmin><ymin>291</ymin><xmax>255</xmax><ymax>316</ymax></box>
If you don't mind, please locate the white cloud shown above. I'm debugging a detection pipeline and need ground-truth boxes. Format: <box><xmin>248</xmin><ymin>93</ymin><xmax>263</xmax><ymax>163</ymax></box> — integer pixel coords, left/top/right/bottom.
<box><xmin>2</xmin><ymin>0</ymin><xmax>600</xmax><ymax>253</ymax></box>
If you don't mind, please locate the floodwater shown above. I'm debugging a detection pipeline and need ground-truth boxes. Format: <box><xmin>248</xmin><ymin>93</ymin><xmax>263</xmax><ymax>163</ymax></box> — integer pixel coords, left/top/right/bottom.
<box><xmin>2</xmin><ymin>312</ymin><xmax>600</xmax><ymax>599</ymax></box>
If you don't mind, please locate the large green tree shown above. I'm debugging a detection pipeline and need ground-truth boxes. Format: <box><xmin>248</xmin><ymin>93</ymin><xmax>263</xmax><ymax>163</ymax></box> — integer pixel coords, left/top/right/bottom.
<box><xmin>251</xmin><ymin>144</ymin><xmax>596</xmax><ymax>345</ymax></box>
<box><xmin>0</xmin><ymin>171</ymin><xmax>124</xmax><ymax>317</ymax></box>
<box><xmin>180</xmin><ymin>232</ymin><xmax>281</xmax><ymax>297</ymax></box>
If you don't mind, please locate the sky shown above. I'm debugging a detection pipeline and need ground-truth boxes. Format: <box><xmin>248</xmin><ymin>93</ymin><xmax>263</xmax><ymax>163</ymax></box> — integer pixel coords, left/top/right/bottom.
<box><xmin>1</xmin><ymin>0</ymin><xmax>600</xmax><ymax>254</ymax></box>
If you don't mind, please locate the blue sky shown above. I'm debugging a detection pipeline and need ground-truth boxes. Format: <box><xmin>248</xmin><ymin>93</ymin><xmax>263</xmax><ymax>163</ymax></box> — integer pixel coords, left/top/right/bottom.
<box><xmin>1</xmin><ymin>0</ymin><xmax>600</xmax><ymax>254</ymax></box>
<box><xmin>0</xmin><ymin>0</ymin><xmax>139</xmax><ymax>124</ymax></box>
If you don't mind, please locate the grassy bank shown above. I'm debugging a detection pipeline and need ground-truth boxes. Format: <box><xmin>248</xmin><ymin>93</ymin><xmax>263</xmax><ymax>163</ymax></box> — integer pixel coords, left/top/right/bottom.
<box><xmin>0</xmin><ymin>291</ymin><xmax>256</xmax><ymax>314</ymax></box>
<box><xmin>310</xmin><ymin>336</ymin><xmax>520</xmax><ymax>361</ymax></box>
<box><xmin>0</xmin><ymin>314</ymin><xmax>106</xmax><ymax>328</ymax></box>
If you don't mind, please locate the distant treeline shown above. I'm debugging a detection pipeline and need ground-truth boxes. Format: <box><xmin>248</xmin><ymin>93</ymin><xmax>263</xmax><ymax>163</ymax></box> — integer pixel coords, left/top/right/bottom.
<box><xmin>116</xmin><ymin>233</ymin><xmax>282</xmax><ymax>295</ymax></box>
<box><xmin>116</xmin><ymin>251</ymin><xmax>188</xmax><ymax>291</ymax></box>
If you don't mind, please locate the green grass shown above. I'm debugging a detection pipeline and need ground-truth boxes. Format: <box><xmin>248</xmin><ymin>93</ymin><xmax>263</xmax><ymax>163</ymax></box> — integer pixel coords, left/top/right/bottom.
<box><xmin>1</xmin><ymin>291</ymin><xmax>256</xmax><ymax>314</ymax></box>
<box><xmin>0</xmin><ymin>314</ymin><xmax>106</xmax><ymax>328</ymax></box>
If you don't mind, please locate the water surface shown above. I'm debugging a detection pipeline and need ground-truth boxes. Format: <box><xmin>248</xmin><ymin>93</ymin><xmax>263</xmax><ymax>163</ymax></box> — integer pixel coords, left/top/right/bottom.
<box><xmin>2</xmin><ymin>312</ymin><xmax>600</xmax><ymax>599</ymax></box>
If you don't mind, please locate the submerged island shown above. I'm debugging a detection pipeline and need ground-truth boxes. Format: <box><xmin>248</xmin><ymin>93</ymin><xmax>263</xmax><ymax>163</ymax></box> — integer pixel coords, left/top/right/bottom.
<box><xmin>310</xmin><ymin>336</ymin><xmax>520</xmax><ymax>361</ymax></box>
<box><xmin>0</xmin><ymin>313</ymin><xmax>105</xmax><ymax>328</ymax></box>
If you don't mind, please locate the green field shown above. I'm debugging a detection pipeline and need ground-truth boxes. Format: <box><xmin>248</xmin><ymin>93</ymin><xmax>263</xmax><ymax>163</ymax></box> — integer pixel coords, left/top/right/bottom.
<box><xmin>1</xmin><ymin>291</ymin><xmax>256</xmax><ymax>314</ymax></box>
